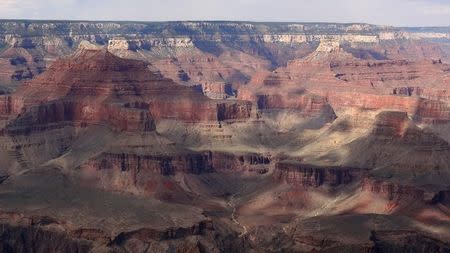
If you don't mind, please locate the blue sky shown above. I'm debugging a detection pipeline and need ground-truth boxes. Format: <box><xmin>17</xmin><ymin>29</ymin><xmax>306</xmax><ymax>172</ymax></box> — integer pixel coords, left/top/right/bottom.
<box><xmin>1</xmin><ymin>0</ymin><xmax>450</xmax><ymax>26</ymax></box>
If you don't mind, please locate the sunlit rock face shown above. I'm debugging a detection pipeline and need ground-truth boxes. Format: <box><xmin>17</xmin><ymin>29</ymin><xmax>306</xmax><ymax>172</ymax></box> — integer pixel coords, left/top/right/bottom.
<box><xmin>1</xmin><ymin>21</ymin><xmax>450</xmax><ymax>253</ymax></box>
<box><xmin>4</xmin><ymin>48</ymin><xmax>253</xmax><ymax>134</ymax></box>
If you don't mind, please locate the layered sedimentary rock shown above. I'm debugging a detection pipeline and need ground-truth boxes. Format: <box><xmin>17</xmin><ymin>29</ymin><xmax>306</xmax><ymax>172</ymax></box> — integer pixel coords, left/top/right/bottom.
<box><xmin>264</xmin><ymin>215</ymin><xmax>450</xmax><ymax>253</ymax></box>
<box><xmin>238</xmin><ymin>69</ymin><xmax>338</xmax><ymax>121</ymax></box>
<box><xmin>5</xmin><ymin>48</ymin><xmax>252</xmax><ymax>134</ymax></box>
<box><xmin>0</xmin><ymin>47</ymin><xmax>46</xmax><ymax>85</ymax></box>
<box><xmin>274</xmin><ymin>161</ymin><xmax>366</xmax><ymax>187</ymax></box>
<box><xmin>217</xmin><ymin>102</ymin><xmax>252</xmax><ymax>121</ymax></box>
<box><xmin>0</xmin><ymin>210</ymin><xmax>217</xmax><ymax>253</ymax></box>
<box><xmin>149</xmin><ymin>53</ymin><xmax>255</xmax><ymax>99</ymax></box>
<box><xmin>80</xmin><ymin>151</ymin><xmax>273</xmax><ymax>196</ymax></box>
<box><xmin>330</xmin><ymin>59</ymin><xmax>447</xmax><ymax>85</ymax></box>
<box><xmin>0</xmin><ymin>95</ymin><xmax>10</xmax><ymax>115</ymax></box>
<box><xmin>1</xmin><ymin>20</ymin><xmax>450</xmax><ymax>253</ymax></box>
<box><xmin>82</xmin><ymin>152</ymin><xmax>215</xmax><ymax>177</ymax></box>
<box><xmin>0</xmin><ymin>223</ymin><xmax>93</xmax><ymax>253</ymax></box>
<box><xmin>7</xmin><ymin>100</ymin><xmax>155</xmax><ymax>134</ymax></box>
<box><xmin>361</xmin><ymin>177</ymin><xmax>426</xmax><ymax>202</ymax></box>
<box><xmin>371</xmin><ymin>111</ymin><xmax>409</xmax><ymax>137</ymax></box>
<box><xmin>2</xmin><ymin>20</ymin><xmax>450</xmax><ymax>96</ymax></box>
<box><xmin>241</xmin><ymin>38</ymin><xmax>450</xmax><ymax>124</ymax></box>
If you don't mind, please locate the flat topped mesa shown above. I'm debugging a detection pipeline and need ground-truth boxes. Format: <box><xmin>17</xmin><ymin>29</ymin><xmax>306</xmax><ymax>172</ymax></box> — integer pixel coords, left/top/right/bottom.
<box><xmin>316</xmin><ymin>39</ymin><xmax>341</xmax><ymax>53</ymax></box>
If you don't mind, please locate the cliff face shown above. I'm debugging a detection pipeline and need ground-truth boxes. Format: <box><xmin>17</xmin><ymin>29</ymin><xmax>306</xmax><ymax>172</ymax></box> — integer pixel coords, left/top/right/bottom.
<box><xmin>0</xmin><ymin>224</ymin><xmax>92</xmax><ymax>253</ymax></box>
<box><xmin>0</xmin><ymin>211</ymin><xmax>221</xmax><ymax>253</ymax></box>
<box><xmin>274</xmin><ymin>162</ymin><xmax>366</xmax><ymax>187</ymax></box>
<box><xmin>79</xmin><ymin>151</ymin><xmax>273</xmax><ymax>196</ymax></box>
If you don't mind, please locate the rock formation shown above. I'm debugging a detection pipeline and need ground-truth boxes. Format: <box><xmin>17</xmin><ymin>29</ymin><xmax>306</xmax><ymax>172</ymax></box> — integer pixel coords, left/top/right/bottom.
<box><xmin>0</xmin><ymin>20</ymin><xmax>450</xmax><ymax>253</ymax></box>
<box><xmin>274</xmin><ymin>161</ymin><xmax>367</xmax><ymax>187</ymax></box>
<box><xmin>3</xmin><ymin>48</ymin><xmax>253</xmax><ymax>135</ymax></box>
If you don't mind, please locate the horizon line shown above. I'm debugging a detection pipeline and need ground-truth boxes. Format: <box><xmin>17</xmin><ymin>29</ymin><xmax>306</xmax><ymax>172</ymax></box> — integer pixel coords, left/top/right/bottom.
<box><xmin>1</xmin><ymin>18</ymin><xmax>450</xmax><ymax>28</ymax></box>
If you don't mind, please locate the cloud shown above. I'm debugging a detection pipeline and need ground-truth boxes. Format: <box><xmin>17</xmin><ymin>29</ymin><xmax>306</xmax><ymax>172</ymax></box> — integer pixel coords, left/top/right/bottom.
<box><xmin>0</xmin><ymin>0</ymin><xmax>450</xmax><ymax>26</ymax></box>
<box><xmin>0</xmin><ymin>0</ymin><xmax>77</xmax><ymax>19</ymax></box>
<box><xmin>422</xmin><ymin>3</ymin><xmax>450</xmax><ymax>15</ymax></box>
<box><xmin>0</xmin><ymin>0</ymin><xmax>28</xmax><ymax>15</ymax></box>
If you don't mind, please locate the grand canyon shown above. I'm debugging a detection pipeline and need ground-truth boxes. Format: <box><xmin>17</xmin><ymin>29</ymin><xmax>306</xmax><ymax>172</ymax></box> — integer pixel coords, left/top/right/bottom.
<box><xmin>0</xmin><ymin>20</ymin><xmax>450</xmax><ymax>252</ymax></box>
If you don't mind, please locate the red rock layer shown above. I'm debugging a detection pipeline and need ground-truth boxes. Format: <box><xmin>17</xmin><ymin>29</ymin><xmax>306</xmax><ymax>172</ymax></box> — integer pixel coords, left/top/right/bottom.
<box><xmin>8</xmin><ymin>100</ymin><xmax>155</xmax><ymax>133</ymax></box>
<box><xmin>330</xmin><ymin>60</ymin><xmax>447</xmax><ymax>86</ymax></box>
<box><xmin>83</xmin><ymin>152</ymin><xmax>215</xmax><ymax>177</ymax></box>
<box><xmin>0</xmin><ymin>47</ymin><xmax>44</xmax><ymax>84</ymax></box>
<box><xmin>83</xmin><ymin>151</ymin><xmax>272</xmax><ymax>176</ymax></box>
<box><xmin>150</xmin><ymin>51</ymin><xmax>269</xmax><ymax>98</ymax></box>
<box><xmin>391</xmin><ymin>85</ymin><xmax>450</xmax><ymax>101</ymax></box>
<box><xmin>371</xmin><ymin>111</ymin><xmax>409</xmax><ymax>137</ymax></box>
<box><xmin>0</xmin><ymin>210</ymin><xmax>214</xmax><ymax>251</ymax></box>
<box><xmin>112</xmin><ymin>220</ymin><xmax>214</xmax><ymax>242</ymax></box>
<box><xmin>217</xmin><ymin>102</ymin><xmax>252</xmax><ymax>121</ymax></box>
<box><xmin>210</xmin><ymin>152</ymin><xmax>271</xmax><ymax>173</ymax></box>
<box><xmin>6</xmin><ymin>49</ymin><xmax>253</xmax><ymax>133</ymax></box>
<box><xmin>274</xmin><ymin>161</ymin><xmax>367</xmax><ymax>187</ymax></box>
<box><xmin>414</xmin><ymin>99</ymin><xmax>450</xmax><ymax>124</ymax></box>
<box><xmin>80</xmin><ymin>151</ymin><xmax>272</xmax><ymax>195</ymax></box>
<box><xmin>147</xmin><ymin>99</ymin><xmax>251</xmax><ymax>122</ymax></box>
<box><xmin>361</xmin><ymin>178</ymin><xmax>425</xmax><ymax>202</ymax></box>
<box><xmin>240</xmin><ymin>44</ymin><xmax>450</xmax><ymax>124</ymax></box>
<box><xmin>0</xmin><ymin>95</ymin><xmax>11</xmax><ymax>114</ymax></box>
<box><xmin>239</xmin><ymin>85</ymin><xmax>336</xmax><ymax>119</ymax></box>
<box><xmin>316</xmin><ymin>91</ymin><xmax>450</xmax><ymax>123</ymax></box>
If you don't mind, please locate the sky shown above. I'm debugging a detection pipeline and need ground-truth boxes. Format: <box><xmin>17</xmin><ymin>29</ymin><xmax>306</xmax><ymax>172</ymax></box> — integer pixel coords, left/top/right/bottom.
<box><xmin>1</xmin><ymin>0</ymin><xmax>450</xmax><ymax>27</ymax></box>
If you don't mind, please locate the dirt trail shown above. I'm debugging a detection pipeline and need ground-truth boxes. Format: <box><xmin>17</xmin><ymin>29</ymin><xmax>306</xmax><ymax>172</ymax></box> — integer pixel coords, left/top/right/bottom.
<box><xmin>227</xmin><ymin>194</ymin><xmax>248</xmax><ymax>237</ymax></box>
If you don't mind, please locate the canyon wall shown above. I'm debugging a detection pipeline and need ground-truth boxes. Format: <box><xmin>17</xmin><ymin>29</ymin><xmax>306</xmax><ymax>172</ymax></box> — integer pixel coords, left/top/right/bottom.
<box><xmin>1</xmin><ymin>21</ymin><xmax>450</xmax><ymax>253</ymax></box>
<box><xmin>1</xmin><ymin>20</ymin><xmax>450</xmax><ymax>87</ymax></box>
<box><xmin>274</xmin><ymin>161</ymin><xmax>367</xmax><ymax>187</ymax></box>
<box><xmin>2</xmin><ymin>21</ymin><xmax>450</xmax><ymax>49</ymax></box>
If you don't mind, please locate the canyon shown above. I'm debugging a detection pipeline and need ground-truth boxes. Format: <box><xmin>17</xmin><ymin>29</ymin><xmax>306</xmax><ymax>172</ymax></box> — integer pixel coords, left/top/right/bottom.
<box><xmin>0</xmin><ymin>20</ymin><xmax>450</xmax><ymax>252</ymax></box>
